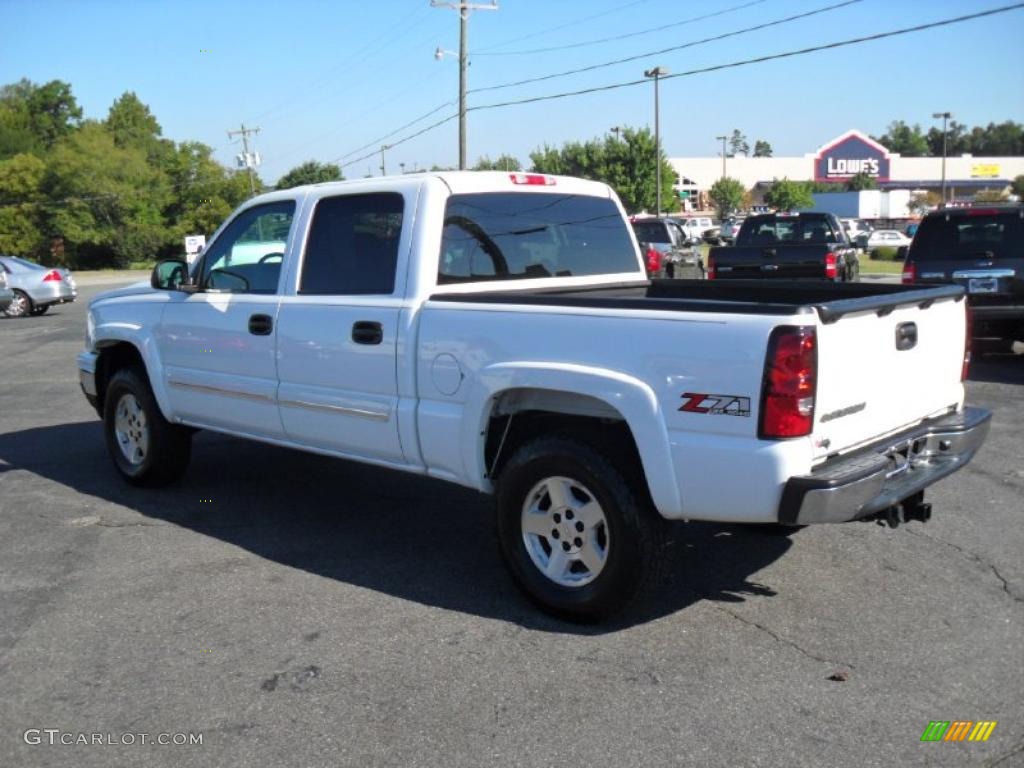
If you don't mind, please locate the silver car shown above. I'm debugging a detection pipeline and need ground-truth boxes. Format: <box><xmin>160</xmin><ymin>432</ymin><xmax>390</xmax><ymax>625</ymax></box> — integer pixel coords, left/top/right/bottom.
<box><xmin>0</xmin><ymin>268</ymin><xmax>13</xmax><ymax>314</ymax></box>
<box><xmin>0</xmin><ymin>256</ymin><xmax>77</xmax><ymax>317</ymax></box>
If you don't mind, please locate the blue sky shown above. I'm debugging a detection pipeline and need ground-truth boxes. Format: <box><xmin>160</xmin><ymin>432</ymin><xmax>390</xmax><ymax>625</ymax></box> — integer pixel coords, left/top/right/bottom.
<box><xmin>2</xmin><ymin>0</ymin><xmax>1022</xmax><ymax>184</ymax></box>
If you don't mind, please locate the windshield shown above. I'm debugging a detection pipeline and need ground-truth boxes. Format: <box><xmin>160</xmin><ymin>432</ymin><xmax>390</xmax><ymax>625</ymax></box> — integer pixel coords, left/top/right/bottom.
<box><xmin>438</xmin><ymin>192</ymin><xmax>638</xmax><ymax>284</ymax></box>
<box><xmin>910</xmin><ymin>211</ymin><xmax>1023</xmax><ymax>261</ymax></box>
<box><xmin>631</xmin><ymin>221</ymin><xmax>671</xmax><ymax>243</ymax></box>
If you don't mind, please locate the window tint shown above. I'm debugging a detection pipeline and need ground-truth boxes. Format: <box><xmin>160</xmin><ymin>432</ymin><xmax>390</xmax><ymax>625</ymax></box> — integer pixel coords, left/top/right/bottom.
<box><xmin>911</xmin><ymin>212</ymin><xmax>1023</xmax><ymax>261</ymax></box>
<box><xmin>439</xmin><ymin>193</ymin><xmax>637</xmax><ymax>284</ymax></box>
<box><xmin>201</xmin><ymin>201</ymin><xmax>295</xmax><ymax>294</ymax></box>
<box><xmin>631</xmin><ymin>221</ymin><xmax>670</xmax><ymax>244</ymax></box>
<box><xmin>300</xmin><ymin>193</ymin><xmax>403</xmax><ymax>295</ymax></box>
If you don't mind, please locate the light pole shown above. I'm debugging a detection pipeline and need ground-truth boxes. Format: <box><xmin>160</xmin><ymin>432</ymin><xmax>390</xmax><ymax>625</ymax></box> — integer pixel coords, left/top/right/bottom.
<box><xmin>716</xmin><ymin>135</ymin><xmax>728</xmax><ymax>180</ymax></box>
<box><xmin>380</xmin><ymin>144</ymin><xmax>390</xmax><ymax>176</ymax></box>
<box><xmin>433</xmin><ymin>1</ymin><xmax>499</xmax><ymax>170</ymax></box>
<box><xmin>610</xmin><ymin>126</ymin><xmax>623</xmax><ymax>140</ymax></box>
<box><xmin>644</xmin><ymin>66</ymin><xmax>669</xmax><ymax>216</ymax></box>
<box><xmin>932</xmin><ymin>111</ymin><xmax>952</xmax><ymax>206</ymax></box>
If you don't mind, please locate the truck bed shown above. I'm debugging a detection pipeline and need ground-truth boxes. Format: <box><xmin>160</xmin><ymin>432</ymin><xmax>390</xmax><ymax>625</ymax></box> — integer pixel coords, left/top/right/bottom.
<box><xmin>431</xmin><ymin>279</ymin><xmax>965</xmax><ymax>324</ymax></box>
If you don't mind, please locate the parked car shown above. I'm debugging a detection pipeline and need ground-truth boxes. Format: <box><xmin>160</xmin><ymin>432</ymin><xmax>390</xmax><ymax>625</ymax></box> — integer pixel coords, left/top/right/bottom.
<box><xmin>718</xmin><ymin>216</ymin><xmax>746</xmax><ymax>244</ymax></box>
<box><xmin>0</xmin><ymin>256</ymin><xmax>77</xmax><ymax>317</ymax></box>
<box><xmin>865</xmin><ymin>230</ymin><xmax>913</xmax><ymax>250</ymax></box>
<box><xmin>902</xmin><ymin>203</ymin><xmax>1023</xmax><ymax>341</ymax></box>
<box><xmin>78</xmin><ymin>171</ymin><xmax>989</xmax><ymax>620</ymax></box>
<box><xmin>840</xmin><ymin>218</ymin><xmax>872</xmax><ymax>251</ymax></box>
<box><xmin>630</xmin><ymin>217</ymin><xmax>703</xmax><ymax>278</ymax></box>
<box><xmin>707</xmin><ymin>211</ymin><xmax>859</xmax><ymax>281</ymax></box>
<box><xmin>668</xmin><ymin>216</ymin><xmax>716</xmax><ymax>245</ymax></box>
<box><xmin>0</xmin><ymin>268</ymin><xmax>13</xmax><ymax>314</ymax></box>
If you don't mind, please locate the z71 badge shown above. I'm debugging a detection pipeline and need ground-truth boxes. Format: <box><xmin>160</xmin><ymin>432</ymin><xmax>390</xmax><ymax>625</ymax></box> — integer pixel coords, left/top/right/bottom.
<box><xmin>679</xmin><ymin>393</ymin><xmax>751</xmax><ymax>417</ymax></box>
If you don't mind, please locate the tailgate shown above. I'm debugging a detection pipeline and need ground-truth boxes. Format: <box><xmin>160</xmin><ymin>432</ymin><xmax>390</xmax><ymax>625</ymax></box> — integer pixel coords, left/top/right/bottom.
<box><xmin>717</xmin><ymin>246</ymin><xmax>825</xmax><ymax>279</ymax></box>
<box><xmin>811</xmin><ymin>294</ymin><xmax>966</xmax><ymax>460</ymax></box>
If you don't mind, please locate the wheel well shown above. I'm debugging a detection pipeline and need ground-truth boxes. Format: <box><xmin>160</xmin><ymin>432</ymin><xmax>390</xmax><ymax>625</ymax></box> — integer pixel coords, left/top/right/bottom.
<box><xmin>95</xmin><ymin>342</ymin><xmax>145</xmax><ymax>417</ymax></box>
<box><xmin>484</xmin><ymin>389</ymin><xmax>645</xmax><ymax>486</ymax></box>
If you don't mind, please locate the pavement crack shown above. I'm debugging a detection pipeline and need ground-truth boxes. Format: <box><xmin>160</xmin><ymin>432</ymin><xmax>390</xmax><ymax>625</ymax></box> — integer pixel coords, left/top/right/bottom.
<box><xmin>987</xmin><ymin>734</ymin><xmax>1024</xmax><ymax>767</ymax></box>
<box><xmin>905</xmin><ymin>528</ymin><xmax>1023</xmax><ymax>605</ymax></box>
<box><xmin>95</xmin><ymin>519</ymin><xmax>165</xmax><ymax>529</ymax></box>
<box><xmin>711</xmin><ymin>604</ymin><xmax>854</xmax><ymax>670</ymax></box>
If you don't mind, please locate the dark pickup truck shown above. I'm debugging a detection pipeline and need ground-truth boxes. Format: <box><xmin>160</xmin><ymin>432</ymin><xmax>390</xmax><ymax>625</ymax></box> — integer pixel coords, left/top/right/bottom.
<box><xmin>708</xmin><ymin>212</ymin><xmax>859</xmax><ymax>281</ymax></box>
<box><xmin>902</xmin><ymin>204</ymin><xmax>1023</xmax><ymax>341</ymax></box>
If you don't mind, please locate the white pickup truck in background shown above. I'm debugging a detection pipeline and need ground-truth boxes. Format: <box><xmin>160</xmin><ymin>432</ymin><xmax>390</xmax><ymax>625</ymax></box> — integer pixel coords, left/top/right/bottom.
<box><xmin>77</xmin><ymin>171</ymin><xmax>990</xmax><ymax>620</ymax></box>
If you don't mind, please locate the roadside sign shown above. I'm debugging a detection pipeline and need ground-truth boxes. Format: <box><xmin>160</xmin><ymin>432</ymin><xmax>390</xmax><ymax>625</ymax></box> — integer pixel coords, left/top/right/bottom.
<box><xmin>184</xmin><ymin>235</ymin><xmax>206</xmax><ymax>264</ymax></box>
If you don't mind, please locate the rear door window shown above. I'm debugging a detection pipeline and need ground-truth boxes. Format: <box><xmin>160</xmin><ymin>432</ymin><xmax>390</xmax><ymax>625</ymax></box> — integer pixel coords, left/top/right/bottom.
<box><xmin>440</xmin><ymin>193</ymin><xmax>637</xmax><ymax>283</ymax></box>
<box><xmin>631</xmin><ymin>220</ymin><xmax>670</xmax><ymax>244</ymax></box>
<box><xmin>910</xmin><ymin>211</ymin><xmax>1023</xmax><ymax>261</ymax></box>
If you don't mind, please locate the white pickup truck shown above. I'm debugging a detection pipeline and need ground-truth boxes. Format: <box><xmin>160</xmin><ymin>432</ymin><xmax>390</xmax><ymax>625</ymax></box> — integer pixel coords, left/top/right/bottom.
<box><xmin>78</xmin><ymin>171</ymin><xmax>990</xmax><ymax>620</ymax></box>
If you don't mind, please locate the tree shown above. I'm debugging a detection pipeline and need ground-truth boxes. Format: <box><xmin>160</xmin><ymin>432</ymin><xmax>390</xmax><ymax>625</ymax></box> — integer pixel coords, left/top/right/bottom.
<box><xmin>974</xmin><ymin>189</ymin><xmax>1009</xmax><ymax>203</ymax></box>
<box><xmin>275</xmin><ymin>160</ymin><xmax>344</xmax><ymax>190</ymax></box>
<box><xmin>530</xmin><ymin>126</ymin><xmax>677</xmax><ymax>213</ymax></box>
<box><xmin>729</xmin><ymin>129</ymin><xmax>749</xmax><ymax>157</ymax></box>
<box><xmin>846</xmin><ymin>172</ymin><xmax>878</xmax><ymax>191</ymax></box>
<box><xmin>752</xmin><ymin>140</ymin><xmax>772</xmax><ymax>158</ymax></box>
<box><xmin>764</xmin><ymin>178</ymin><xmax>814</xmax><ymax>211</ymax></box>
<box><xmin>925</xmin><ymin>119</ymin><xmax>969</xmax><ymax>157</ymax></box>
<box><xmin>708</xmin><ymin>177</ymin><xmax>745</xmax><ymax>218</ymax></box>
<box><xmin>908</xmin><ymin>191</ymin><xmax>941</xmax><ymax>215</ymax></box>
<box><xmin>872</xmin><ymin>120</ymin><xmax>928</xmax><ymax>156</ymax></box>
<box><xmin>1012</xmin><ymin>174</ymin><xmax>1024</xmax><ymax>198</ymax></box>
<box><xmin>473</xmin><ymin>154</ymin><xmax>522</xmax><ymax>171</ymax></box>
<box><xmin>105</xmin><ymin>92</ymin><xmax>161</xmax><ymax>149</ymax></box>
<box><xmin>0</xmin><ymin>79</ymin><xmax>82</xmax><ymax>150</ymax></box>
<box><xmin>0</xmin><ymin>152</ymin><xmax>46</xmax><ymax>256</ymax></box>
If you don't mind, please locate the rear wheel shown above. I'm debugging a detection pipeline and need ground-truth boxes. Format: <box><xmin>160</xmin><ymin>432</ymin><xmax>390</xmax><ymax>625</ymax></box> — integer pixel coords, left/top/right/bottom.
<box><xmin>4</xmin><ymin>290</ymin><xmax>32</xmax><ymax>317</ymax></box>
<box><xmin>496</xmin><ymin>437</ymin><xmax>667</xmax><ymax>621</ymax></box>
<box><xmin>103</xmin><ymin>366</ymin><xmax>192</xmax><ymax>486</ymax></box>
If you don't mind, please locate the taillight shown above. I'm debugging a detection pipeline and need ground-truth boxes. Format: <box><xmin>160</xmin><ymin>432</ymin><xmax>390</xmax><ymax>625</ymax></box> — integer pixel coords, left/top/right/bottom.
<box><xmin>824</xmin><ymin>252</ymin><xmax>837</xmax><ymax>280</ymax></box>
<box><xmin>962</xmin><ymin>307</ymin><xmax>973</xmax><ymax>382</ymax></box>
<box><xmin>43</xmin><ymin>270</ymin><xmax>63</xmax><ymax>282</ymax></box>
<box><xmin>901</xmin><ymin>261</ymin><xmax>916</xmax><ymax>284</ymax></box>
<box><xmin>645</xmin><ymin>246</ymin><xmax>662</xmax><ymax>275</ymax></box>
<box><xmin>759</xmin><ymin>326</ymin><xmax>817</xmax><ymax>439</ymax></box>
<box><xmin>706</xmin><ymin>253</ymin><xmax>716</xmax><ymax>280</ymax></box>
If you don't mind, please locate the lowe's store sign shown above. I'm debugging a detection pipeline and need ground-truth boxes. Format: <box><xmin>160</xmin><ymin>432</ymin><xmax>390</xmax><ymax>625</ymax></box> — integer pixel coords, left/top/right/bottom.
<box><xmin>814</xmin><ymin>130</ymin><xmax>890</xmax><ymax>183</ymax></box>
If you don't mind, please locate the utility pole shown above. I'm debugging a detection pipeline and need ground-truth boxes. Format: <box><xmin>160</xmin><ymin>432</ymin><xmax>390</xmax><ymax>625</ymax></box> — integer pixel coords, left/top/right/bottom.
<box><xmin>380</xmin><ymin>144</ymin><xmax>390</xmax><ymax>176</ymax></box>
<box><xmin>932</xmin><ymin>111</ymin><xmax>952</xmax><ymax>206</ymax></box>
<box><xmin>644</xmin><ymin>66</ymin><xmax>669</xmax><ymax>216</ymax></box>
<box><xmin>432</xmin><ymin>0</ymin><xmax>498</xmax><ymax>170</ymax></box>
<box><xmin>227</xmin><ymin>123</ymin><xmax>261</xmax><ymax>195</ymax></box>
<box><xmin>716</xmin><ymin>135</ymin><xmax>728</xmax><ymax>180</ymax></box>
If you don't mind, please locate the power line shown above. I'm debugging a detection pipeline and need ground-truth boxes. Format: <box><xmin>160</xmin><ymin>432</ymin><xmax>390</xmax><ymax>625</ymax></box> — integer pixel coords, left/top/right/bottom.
<box><xmin>333</xmin><ymin>100</ymin><xmax>458</xmax><ymax>164</ymax></box>
<box><xmin>474</xmin><ymin>0</ymin><xmax>767</xmax><ymax>56</ymax></box>
<box><xmin>469</xmin><ymin>2</ymin><xmax>1024</xmax><ymax>111</ymax></box>
<box><xmin>336</xmin><ymin>112</ymin><xmax>459</xmax><ymax>172</ymax></box>
<box><xmin>470</xmin><ymin>0</ymin><xmax>860</xmax><ymax>94</ymax></box>
<box><xmin>473</xmin><ymin>0</ymin><xmax>655</xmax><ymax>53</ymax></box>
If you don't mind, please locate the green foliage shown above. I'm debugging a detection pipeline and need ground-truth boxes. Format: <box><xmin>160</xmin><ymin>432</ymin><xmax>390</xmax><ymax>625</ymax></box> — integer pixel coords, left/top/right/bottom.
<box><xmin>870</xmin><ymin>246</ymin><xmax>900</xmax><ymax>261</ymax></box>
<box><xmin>276</xmin><ymin>160</ymin><xmax>344</xmax><ymax>190</ymax></box>
<box><xmin>708</xmin><ymin>177</ymin><xmax>745</xmax><ymax>218</ymax></box>
<box><xmin>872</xmin><ymin>121</ymin><xmax>929</xmax><ymax>156</ymax></box>
<box><xmin>0</xmin><ymin>152</ymin><xmax>46</xmax><ymax>255</ymax></box>
<box><xmin>729</xmin><ymin>130</ymin><xmax>749</xmax><ymax>157</ymax></box>
<box><xmin>883</xmin><ymin>119</ymin><xmax>1022</xmax><ymax>157</ymax></box>
<box><xmin>0</xmin><ymin>79</ymin><xmax>82</xmax><ymax>154</ymax></box>
<box><xmin>974</xmin><ymin>189</ymin><xmax>1009</xmax><ymax>203</ymax></box>
<box><xmin>530</xmin><ymin>126</ymin><xmax>677</xmax><ymax>214</ymax></box>
<box><xmin>752</xmin><ymin>140</ymin><xmax>772</xmax><ymax>158</ymax></box>
<box><xmin>473</xmin><ymin>154</ymin><xmax>522</xmax><ymax>172</ymax></box>
<box><xmin>908</xmin><ymin>190</ymin><xmax>941</xmax><ymax>214</ymax></box>
<box><xmin>845</xmin><ymin>172</ymin><xmax>877</xmax><ymax>191</ymax></box>
<box><xmin>1012</xmin><ymin>174</ymin><xmax>1024</xmax><ymax>198</ymax></box>
<box><xmin>764</xmin><ymin>178</ymin><xmax>815</xmax><ymax>211</ymax></box>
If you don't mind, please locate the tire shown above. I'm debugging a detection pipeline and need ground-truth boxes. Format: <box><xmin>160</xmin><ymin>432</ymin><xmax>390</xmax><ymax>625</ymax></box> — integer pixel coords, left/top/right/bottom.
<box><xmin>103</xmin><ymin>366</ymin><xmax>192</xmax><ymax>487</ymax></box>
<box><xmin>4</xmin><ymin>290</ymin><xmax>32</xmax><ymax>318</ymax></box>
<box><xmin>496</xmin><ymin>436</ymin><xmax>668</xmax><ymax>621</ymax></box>
<box><xmin>30</xmin><ymin>305</ymin><xmax>49</xmax><ymax>316</ymax></box>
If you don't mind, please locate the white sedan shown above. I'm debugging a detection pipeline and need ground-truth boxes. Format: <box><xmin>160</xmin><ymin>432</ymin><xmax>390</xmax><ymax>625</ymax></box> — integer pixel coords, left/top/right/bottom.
<box><xmin>865</xmin><ymin>230</ymin><xmax>912</xmax><ymax>249</ymax></box>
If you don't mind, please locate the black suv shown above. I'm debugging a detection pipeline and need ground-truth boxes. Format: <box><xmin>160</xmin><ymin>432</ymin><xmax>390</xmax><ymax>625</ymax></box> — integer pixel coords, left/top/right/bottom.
<box><xmin>903</xmin><ymin>204</ymin><xmax>1024</xmax><ymax>341</ymax></box>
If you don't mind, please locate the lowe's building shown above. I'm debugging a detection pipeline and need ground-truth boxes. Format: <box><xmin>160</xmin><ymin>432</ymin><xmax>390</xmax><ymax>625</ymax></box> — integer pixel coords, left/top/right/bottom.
<box><xmin>670</xmin><ymin>129</ymin><xmax>1024</xmax><ymax>214</ymax></box>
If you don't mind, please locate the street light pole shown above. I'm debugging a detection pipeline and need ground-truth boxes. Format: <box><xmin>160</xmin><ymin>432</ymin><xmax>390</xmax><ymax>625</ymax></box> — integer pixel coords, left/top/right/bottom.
<box><xmin>644</xmin><ymin>66</ymin><xmax>669</xmax><ymax>216</ymax></box>
<box><xmin>716</xmin><ymin>135</ymin><xmax>728</xmax><ymax>180</ymax></box>
<box><xmin>932</xmin><ymin>111</ymin><xmax>952</xmax><ymax>206</ymax></box>
<box><xmin>433</xmin><ymin>1</ymin><xmax>498</xmax><ymax>170</ymax></box>
<box><xmin>380</xmin><ymin>144</ymin><xmax>390</xmax><ymax>176</ymax></box>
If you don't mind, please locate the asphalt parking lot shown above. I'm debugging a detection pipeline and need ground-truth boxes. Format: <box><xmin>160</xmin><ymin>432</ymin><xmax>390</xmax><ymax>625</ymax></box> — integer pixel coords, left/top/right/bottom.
<box><xmin>1</xmin><ymin>283</ymin><xmax>1021</xmax><ymax>768</ymax></box>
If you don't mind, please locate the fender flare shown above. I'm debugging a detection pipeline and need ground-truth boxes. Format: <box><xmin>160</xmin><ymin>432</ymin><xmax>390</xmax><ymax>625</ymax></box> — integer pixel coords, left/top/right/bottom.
<box><xmin>460</xmin><ymin>361</ymin><xmax>683</xmax><ymax>517</ymax></box>
<box><xmin>94</xmin><ymin>327</ymin><xmax>173</xmax><ymax>419</ymax></box>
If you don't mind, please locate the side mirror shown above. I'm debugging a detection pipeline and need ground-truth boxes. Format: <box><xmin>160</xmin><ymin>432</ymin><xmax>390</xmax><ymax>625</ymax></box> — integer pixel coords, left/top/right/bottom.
<box><xmin>151</xmin><ymin>259</ymin><xmax>189</xmax><ymax>291</ymax></box>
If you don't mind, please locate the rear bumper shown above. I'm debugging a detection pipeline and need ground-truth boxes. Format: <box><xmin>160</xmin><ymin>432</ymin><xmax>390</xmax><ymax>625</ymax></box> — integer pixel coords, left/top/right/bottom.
<box><xmin>778</xmin><ymin>407</ymin><xmax>991</xmax><ymax>525</ymax></box>
<box><xmin>34</xmin><ymin>282</ymin><xmax>77</xmax><ymax>306</ymax></box>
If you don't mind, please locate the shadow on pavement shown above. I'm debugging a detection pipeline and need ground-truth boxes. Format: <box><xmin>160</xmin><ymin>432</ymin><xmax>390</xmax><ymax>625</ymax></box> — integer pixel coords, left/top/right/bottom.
<box><xmin>968</xmin><ymin>339</ymin><xmax>1024</xmax><ymax>386</ymax></box>
<box><xmin>1</xmin><ymin>420</ymin><xmax>795</xmax><ymax>633</ymax></box>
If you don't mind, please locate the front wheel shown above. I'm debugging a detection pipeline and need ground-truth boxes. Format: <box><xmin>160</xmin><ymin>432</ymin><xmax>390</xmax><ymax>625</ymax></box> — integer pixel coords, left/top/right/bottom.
<box><xmin>103</xmin><ymin>366</ymin><xmax>192</xmax><ymax>486</ymax></box>
<box><xmin>496</xmin><ymin>437</ymin><xmax>667</xmax><ymax>621</ymax></box>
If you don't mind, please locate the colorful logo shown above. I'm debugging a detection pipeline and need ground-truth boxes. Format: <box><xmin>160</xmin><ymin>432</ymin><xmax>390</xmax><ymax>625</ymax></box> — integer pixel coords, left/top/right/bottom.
<box><xmin>921</xmin><ymin>721</ymin><xmax>997</xmax><ymax>742</ymax></box>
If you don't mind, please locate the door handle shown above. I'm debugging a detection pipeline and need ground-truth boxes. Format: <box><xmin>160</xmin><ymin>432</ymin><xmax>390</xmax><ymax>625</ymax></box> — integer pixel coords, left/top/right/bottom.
<box><xmin>248</xmin><ymin>313</ymin><xmax>273</xmax><ymax>336</ymax></box>
<box><xmin>352</xmin><ymin>321</ymin><xmax>383</xmax><ymax>345</ymax></box>
<box><xmin>895</xmin><ymin>321</ymin><xmax>917</xmax><ymax>351</ymax></box>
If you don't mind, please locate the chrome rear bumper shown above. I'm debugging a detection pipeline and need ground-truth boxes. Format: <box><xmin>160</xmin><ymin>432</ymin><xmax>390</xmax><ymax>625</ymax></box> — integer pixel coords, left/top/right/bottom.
<box><xmin>779</xmin><ymin>407</ymin><xmax>992</xmax><ymax>525</ymax></box>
